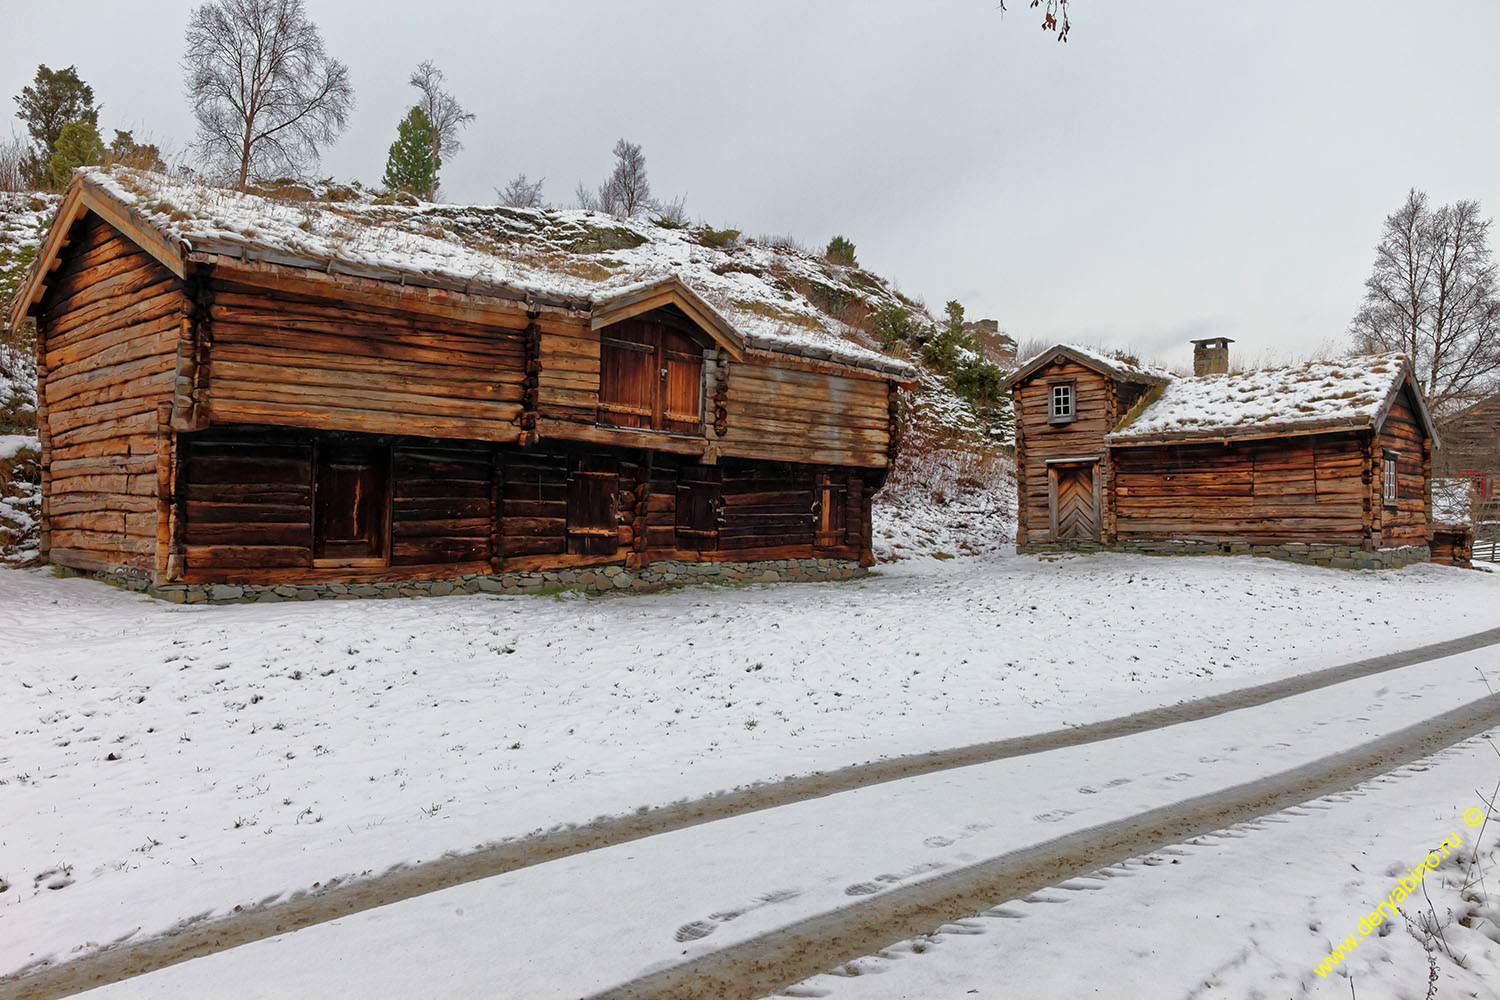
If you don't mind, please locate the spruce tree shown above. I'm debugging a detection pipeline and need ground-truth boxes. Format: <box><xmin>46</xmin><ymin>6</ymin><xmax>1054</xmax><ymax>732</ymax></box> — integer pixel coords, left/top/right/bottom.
<box><xmin>382</xmin><ymin>106</ymin><xmax>438</xmax><ymax>200</ymax></box>
<box><xmin>45</xmin><ymin>121</ymin><xmax>105</xmax><ymax>190</ymax></box>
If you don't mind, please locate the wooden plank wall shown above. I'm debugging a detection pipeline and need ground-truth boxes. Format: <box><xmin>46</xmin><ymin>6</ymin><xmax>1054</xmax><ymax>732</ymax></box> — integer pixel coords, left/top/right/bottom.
<box><xmin>1013</xmin><ymin>359</ymin><xmax>1115</xmax><ymax>544</ymax></box>
<box><xmin>390</xmin><ymin>442</ymin><xmax>493</xmax><ymax>566</ymax></box>
<box><xmin>208</xmin><ymin>279</ymin><xmax>528</xmax><ymax>441</ymax></box>
<box><xmin>1435</xmin><ymin>395</ymin><xmax>1500</xmax><ymax>478</ymax></box>
<box><xmin>1113</xmin><ymin>434</ymin><xmax>1370</xmax><ymax>545</ymax></box>
<box><xmin>182</xmin><ymin>429</ymin><xmax>313</xmax><ymax>570</ymax></box>
<box><xmin>1373</xmin><ymin>388</ymin><xmax>1431</xmax><ymax>547</ymax></box>
<box><xmin>176</xmin><ymin>427</ymin><xmax>866</xmax><ymax>582</ymax></box>
<box><xmin>38</xmin><ymin>214</ymin><xmax>182</xmax><ymax>576</ymax></box>
<box><xmin>720</xmin><ymin>363</ymin><xmax>890</xmax><ymax>468</ymax></box>
<box><xmin>536</xmin><ymin>316</ymin><xmax>600</xmax><ymax>426</ymax></box>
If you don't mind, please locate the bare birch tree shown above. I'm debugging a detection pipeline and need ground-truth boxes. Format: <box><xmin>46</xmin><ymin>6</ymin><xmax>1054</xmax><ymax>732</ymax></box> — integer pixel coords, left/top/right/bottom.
<box><xmin>1350</xmin><ymin>189</ymin><xmax>1500</xmax><ymax>415</ymax></box>
<box><xmin>599</xmin><ymin>138</ymin><xmax>651</xmax><ymax>218</ymax></box>
<box><xmin>497</xmin><ymin>173</ymin><xmax>545</xmax><ymax>209</ymax></box>
<box><xmin>183</xmin><ymin>0</ymin><xmax>354</xmax><ymax>188</ymax></box>
<box><xmin>409</xmin><ymin>61</ymin><xmax>474</xmax><ymax>180</ymax></box>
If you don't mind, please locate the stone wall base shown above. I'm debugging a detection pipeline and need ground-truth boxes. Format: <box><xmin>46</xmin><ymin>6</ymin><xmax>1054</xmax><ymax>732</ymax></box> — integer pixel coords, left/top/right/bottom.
<box><xmin>1020</xmin><ymin>540</ymin><xmax>1431</xmax><ymax>570</ymax></box>
<box><xmin>82</xmin><ymin>557</ymin><xmax>868</xmax><ymax>605</ymax></box>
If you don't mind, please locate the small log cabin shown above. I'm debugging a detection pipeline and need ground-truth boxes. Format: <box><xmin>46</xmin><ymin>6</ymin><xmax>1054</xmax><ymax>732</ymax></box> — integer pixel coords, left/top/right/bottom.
<box><xmin>1004</xmin><ymin>341</ymin><xmax>1443</xmax><ymax>567</ymax></box>
<box><xmin>7</xmin><ymin>168</ymin><xmax>914</xmax><ymax>598</ymax></box>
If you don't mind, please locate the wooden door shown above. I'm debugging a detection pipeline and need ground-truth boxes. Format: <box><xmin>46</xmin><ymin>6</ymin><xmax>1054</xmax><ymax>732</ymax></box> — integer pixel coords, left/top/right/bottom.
<box><xmin>814</xmin><ymin>474</ymin><xmax>848</xmax><ymax>548</ymax></box>
<box><xmin>1051</xmin><ymin>462</ymin><xmax>1099</xmax><ymax>541</ymax></box>
<box><xmin>314</xmin><ymin>443</ymin><xmax>389</xmax><ymax>564</ymax></box>
<box><xmin>661</xmin><ymin>329</ymin><xmax>704</xmax><ymax>434</ymax></box>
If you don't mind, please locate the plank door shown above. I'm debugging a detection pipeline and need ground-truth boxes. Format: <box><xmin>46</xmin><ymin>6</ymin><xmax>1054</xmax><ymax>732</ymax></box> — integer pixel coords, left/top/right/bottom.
<box><xmin>815</xmin><ymin>473</ymin><xmax>849</xmax><ymax>548</ymax></box>
<box><xmin>599</xmin><ymin>323</ymin><xmax>657</xmax><ymax>429</ymax></box>
<box><xmin>1049</xmin><ymin>461</ymin><xmax>1100</xmax><ymax>542</ymax></box>
<box><xmin>566</xmin><ymin>460</ymin><xmax>620</xmax><ymax>556</ymax></box>
<box><xmin>314</xmin><ymin>443</ymin><xmax>390</xmax><ymax>564</ymax></box>
<box><xmin>661</xmin><ymin>329</ymin><xmax>704</xmax><ymax>434</ymax></box>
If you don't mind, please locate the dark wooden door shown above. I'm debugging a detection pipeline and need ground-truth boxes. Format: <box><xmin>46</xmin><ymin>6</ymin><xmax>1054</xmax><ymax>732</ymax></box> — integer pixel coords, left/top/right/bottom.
<box><xmin>314</xmin><ymin>444</ymin><xmax>389</xmax><ymax>563</ymax></box>
<box><xmin>1052</xmin><ymin>463</ymin><xmax>1099</xmax><ymax>541</ymax></box>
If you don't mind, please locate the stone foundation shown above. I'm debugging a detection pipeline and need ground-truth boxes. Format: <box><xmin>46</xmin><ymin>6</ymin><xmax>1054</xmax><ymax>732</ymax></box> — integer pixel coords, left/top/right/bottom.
<box><xmin>1022</xmin><ymin>540</ymin><xmax>1430</xmax><ymax>569</ymax></box>
<box><xmin>93</xmin><ymin>557</ymin><xmax>868</xmax><ymax>605</ymax></box>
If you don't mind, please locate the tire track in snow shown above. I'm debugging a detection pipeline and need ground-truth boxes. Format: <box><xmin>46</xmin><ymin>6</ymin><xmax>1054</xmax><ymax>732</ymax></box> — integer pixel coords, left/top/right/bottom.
<box><xmin>600</xmin><ymin>698</ymin><xmax>1500</xmax><ymax>1000</ymax></box>
<box><xmin>7</xmin><ymin>625</ymin><xmax>1500</xmax><ymax>1000</ymax></box>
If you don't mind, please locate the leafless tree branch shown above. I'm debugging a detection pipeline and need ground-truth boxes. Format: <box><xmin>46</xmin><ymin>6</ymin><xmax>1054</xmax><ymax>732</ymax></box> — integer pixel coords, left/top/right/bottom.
<box><xmin>183</xmin><ymin>0</ymin><xmax>354</xmax><ymax>188</ymax></box>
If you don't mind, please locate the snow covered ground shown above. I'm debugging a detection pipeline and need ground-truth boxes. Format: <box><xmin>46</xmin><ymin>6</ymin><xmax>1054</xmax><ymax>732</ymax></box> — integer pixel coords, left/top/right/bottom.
<box><xmin>783</xmin><ymin>730</ymin><xmax>1500</xmax><ymax>1000</ymax></box>
<box><xmin>3</xmin><ymin>552</ymin><xmax>1499</xmax><ymax>981</ymax></box>
<box><xmin>66</xmin><ymin>631</ymin><xmax>1500</xmax><ymax>999</ymax></box>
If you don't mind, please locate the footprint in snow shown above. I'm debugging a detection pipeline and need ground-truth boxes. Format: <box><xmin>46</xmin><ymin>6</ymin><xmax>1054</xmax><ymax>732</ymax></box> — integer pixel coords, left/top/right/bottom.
<box><xmin>843</xmin><ymin>861</ymin><xmax>947</xmax><ymax>897</ymax></box>
<box><xmin>674</xmin><ymin>889</ymin><xmax>803</xmax><ymax>942</ymax></box>
<box><xmin>1034</xmin><ymin>809</ymin><xmax>1074</xmax><ymax>823</ymax></box>
<box><xmin>1077</xmin><ymin>786</ymin><xmax>1098</xmax><ymax>795</ymax></box>
<box><xmin>1105</xmin><ymin>777</ymin><xmax>1131</xmax><ymax>787</ymax></box>
<box><xmin>924</xmin><ymin>836</ymin><xmax>955</xmax><ymax>848</ymax></box>
<box><xmin>1163</xmin><ymin>773</ymin><xmax>1192</xmax><ymax>783</ymax></box>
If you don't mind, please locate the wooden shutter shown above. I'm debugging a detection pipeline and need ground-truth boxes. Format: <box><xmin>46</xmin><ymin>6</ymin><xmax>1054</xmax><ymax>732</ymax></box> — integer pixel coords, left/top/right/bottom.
<box><xmin>567</xmin><ymin>461</ymin><xmax>619</xmax><ymax>556</ymax></box>
<box><xmin>314</xmin><ymin>442</ymin><xmax>390</xmax><ymax>564</ymax></box>
<box><xmin>662</xmin><ymin>329</ymin><xmax>704</xmax><ymax>434</ymax></box>
<box><xmin>675</xmin><ymin>466</ymin><xmax>722</xmax><ymax>543</ymax></box>
<box><xmin>598</xmin><ymin>319</ymin><xmax>705</xmax><ymax>434</ymax></box>
<box><xmin>600</xmin><ymin>323</ymin><xmax>656</xmax><ymax>429</ymax></box>
<box><xmin>814</xmin><ymin>473</ymin><xmax>847</xmax><ymax>548</ymax></box>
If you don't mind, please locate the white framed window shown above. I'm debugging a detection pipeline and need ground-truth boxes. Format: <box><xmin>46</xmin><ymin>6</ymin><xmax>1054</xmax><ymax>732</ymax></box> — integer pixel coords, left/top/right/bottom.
<box><xmin>1048</xmin><ymin>382</ymin><xmax>1075</xmax><ymax>424</ymax></box>
<box><xmin>1383</xmin><ymin>453</ymin><xmax>1399</xmax><ymax>507</ymax></box>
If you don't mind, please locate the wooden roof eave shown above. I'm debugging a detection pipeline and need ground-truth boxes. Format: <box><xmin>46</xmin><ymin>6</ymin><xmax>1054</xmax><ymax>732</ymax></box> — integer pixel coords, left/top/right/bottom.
<box><xmin>193</xmin><ymin>252</ymin><xmax>572</xmax><ymax>326</ymax></box>
<box><xmin>1371</xmin><ymin>364</ymin><xmax>1442</xmax><ymax>451</ymax></box>
<box><xmin>1000</xmin><ymin>344</ymin><xmax>1170</xmax><ymax>392</ymax></box>
<box><xmin>740</xmin><ymin>346</ymin><xmax>916</xmax><ymax>387</ymax></box>
<box><xmin>8</xmin><ymin>176</ymin><xmax>188</xmax><ymax>331</ymax></box>
<box><xmin>590</xmin><ymin>277</ymin><xmax>746</xmax><ymax>361</ymax></box>
<box><xmin>1106</xmin><ymin>417</ymin><xmax>1377</xmax><ymax>448</ymax></box>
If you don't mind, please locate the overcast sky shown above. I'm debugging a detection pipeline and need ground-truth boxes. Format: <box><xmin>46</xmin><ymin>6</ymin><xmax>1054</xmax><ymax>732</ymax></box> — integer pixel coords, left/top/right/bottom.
<box><xmin>7</xmin><ymin>1</ymin><xmax>1499</xmax><ymax>369</ymax></box>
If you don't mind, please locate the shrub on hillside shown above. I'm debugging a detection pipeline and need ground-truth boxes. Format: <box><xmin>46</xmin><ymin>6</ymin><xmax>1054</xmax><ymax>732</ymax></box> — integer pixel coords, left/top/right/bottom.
<box><xmin>824</xmin><ymin>235</ymin><xmax>858</xmax><ymax>267</ymax></box>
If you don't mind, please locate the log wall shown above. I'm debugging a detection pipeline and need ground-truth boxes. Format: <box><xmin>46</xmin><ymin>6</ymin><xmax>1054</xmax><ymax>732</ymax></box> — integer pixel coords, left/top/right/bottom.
<box><xmin>720</xmin><ymin>363</ymin><xmax>891</xmax><ymax>469</ymax></box>
<box><xmin>1013</xmin><ymin>358</ymin><xmax>1116</xmax><ymax>545</ymax></box>
<box><xmin>1435</xmin><ymin>395</ymin><xmax>1499</xmax><ymax>484</ymax></box>
<box><xmin>1113</xmin><ymin>434</ymin><xmax>1371</xmax><ymax>545</ymax></box>
<box><xmin>175</xmin><ymin>426</ymin><xmax>867</xmax><ymax>583</ymax></box>
<box><xmin>1373</xmin><ymin>387</ymin><xmax>1432</xmax><ymax>548</ymax></box>
<box><xmin>37</xmin><ymin>214</ymin><xmax>182</xmax><ymax>577</ymax></box>
<box><xmin>207</xmin><ymin>277</ymin><xmax>529</xmax><ymax>441</ymax></box>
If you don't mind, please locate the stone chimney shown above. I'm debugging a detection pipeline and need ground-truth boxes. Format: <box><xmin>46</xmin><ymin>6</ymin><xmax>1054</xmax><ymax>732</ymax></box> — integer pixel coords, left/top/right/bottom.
<box><xmin>1191</xmin><ymin>337</ymin><xmax>1233</xmax><ymax>376</ymax></box>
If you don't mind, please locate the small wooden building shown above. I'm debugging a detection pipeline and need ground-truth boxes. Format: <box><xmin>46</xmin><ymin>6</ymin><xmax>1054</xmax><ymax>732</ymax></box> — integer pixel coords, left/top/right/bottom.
<box><xmin>1004</xmin><ymin>342</ymin><xmax>1443</xmax><ymax>567</ymax></box>
<box><xmin>7</xmin><ymin>169</ymin><xmax>913</xmax><ymax>599</ymax></box>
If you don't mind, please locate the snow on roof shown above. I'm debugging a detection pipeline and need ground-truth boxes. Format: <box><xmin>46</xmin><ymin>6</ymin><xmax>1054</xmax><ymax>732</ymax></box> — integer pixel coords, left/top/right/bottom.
<box><xmin>1001</xmin><ymin>343</ymin><xmax>1173</xmax><ymax>391</ymax></box>
<box><xmin>1110</xmin><ymin>354</ymin><xmax>1412</xmax><ymax>443</ymax></box>
<box><xmin>1052</xmin><ymin>343</ymin><xmax>1176</xmax><ymax>384</ymax></box>
<box><xmin>1431</xmin><ymin>478</ymin><xmax>1474</xmax><ymax>528</ymax></box>
<box><xmin>79</xmin><ymin>168</ymin><xmax>914</xmax><ymax>376</ymax></box>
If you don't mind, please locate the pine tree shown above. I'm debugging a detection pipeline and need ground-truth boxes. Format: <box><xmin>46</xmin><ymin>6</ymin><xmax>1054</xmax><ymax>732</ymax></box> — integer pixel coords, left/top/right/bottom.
<box><xmin>13</xmin><ymin>64</ymin><xmax>99</xmax><ymax>188</ymax></box>
<box><xmin>45</xmin><ymin>121</ymin><xmax>105</xmax><ymax>190</ymax></box>
<box><xmin>382</xmin><ymin>106</ymin><xmax>438</xmax><ymax>199</ymax></box>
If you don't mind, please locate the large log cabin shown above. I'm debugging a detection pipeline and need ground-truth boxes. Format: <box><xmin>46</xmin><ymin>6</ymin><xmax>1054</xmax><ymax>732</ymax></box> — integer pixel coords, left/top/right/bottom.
<box><xmin>1004</xmin><ymin>340</ymin><xmax>1443</xmax><ymax>568</ymax></box>
<box><xmin>7</xmin><ymin>169</ymin><xmax>913</xmax><ymax>600</ymax></box>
